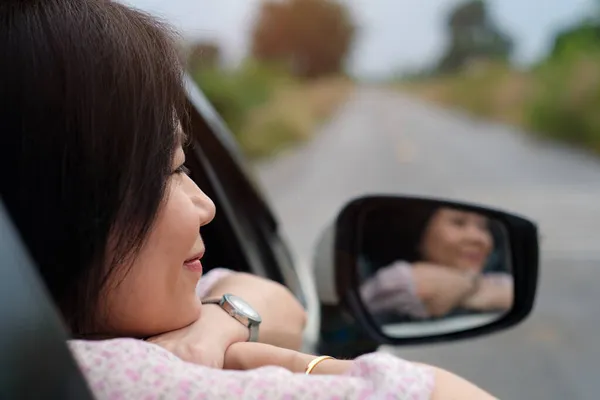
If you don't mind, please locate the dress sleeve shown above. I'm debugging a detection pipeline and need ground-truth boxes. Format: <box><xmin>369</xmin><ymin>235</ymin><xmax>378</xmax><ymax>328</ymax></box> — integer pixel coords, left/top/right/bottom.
<box><xmin>68</xmin><ymin>338</ymin><xmax>435</xmax><ymax>400</ymax></box>
<box><xmin>482</xmin><ymin>272</ymin><xmax>513</xmax><ymax>287</ymax></box>
<box><xmin>195</xmin><ymin>267</ymin><xmax>236</xmax><ymax>299</ymax></box>
<box><xmin>360</xmin><ymin>261</ymin><xmax>430</xmax><ymax>319</ymax></box>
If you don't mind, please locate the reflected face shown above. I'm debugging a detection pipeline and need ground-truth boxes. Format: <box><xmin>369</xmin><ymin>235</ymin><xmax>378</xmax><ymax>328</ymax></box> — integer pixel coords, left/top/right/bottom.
<box><xmin>101</xmin><ymin>144</ymin><xmax>216</xmax><ymax>337</ymax></box>
<box><xmin>420</xmin><ymin>208</ymin><xmax>493</xmax><ymax>272</ymax></box>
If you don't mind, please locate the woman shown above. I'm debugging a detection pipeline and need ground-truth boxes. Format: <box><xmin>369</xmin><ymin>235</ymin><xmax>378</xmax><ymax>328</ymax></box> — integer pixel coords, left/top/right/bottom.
<box><xmin>0</xmin><ymin>0</ymin><xmax>306</xmax><ymax>367</ymax></box>
<box><xmin>360</xmin><ymin>206</ymin><xmax>514</xmax><ymax>319</ymax></box>
<box><xmin>0</xmin><ymin>1</ymin><xmax>495</xmax><ymax>398</ymax></box>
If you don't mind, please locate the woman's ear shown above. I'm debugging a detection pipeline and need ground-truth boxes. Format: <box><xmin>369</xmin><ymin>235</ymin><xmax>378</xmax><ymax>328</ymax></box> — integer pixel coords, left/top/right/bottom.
<box><xmin>415</xmin><ymin>208</ymin><xmax>438</xmax><ymax>262</ymax></box>
<box><xmin>417</xmin><ymin>223</ymin><xmax>432</xmax><ymax>261</ymax></box>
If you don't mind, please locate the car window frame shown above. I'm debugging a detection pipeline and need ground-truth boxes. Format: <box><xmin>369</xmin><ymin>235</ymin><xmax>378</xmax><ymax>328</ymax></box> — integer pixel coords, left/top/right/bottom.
<box><xmin>183</xmin><ymin>74</ymin><xmax>308</xmax><ymax>308</ymax></box>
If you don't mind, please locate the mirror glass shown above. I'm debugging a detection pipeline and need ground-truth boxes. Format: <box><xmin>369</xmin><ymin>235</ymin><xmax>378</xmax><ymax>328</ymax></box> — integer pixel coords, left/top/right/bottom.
<box><xmin>356</xmin><ymin>202</ymin><xmax>513</xmax><ymax>338</ymax></box>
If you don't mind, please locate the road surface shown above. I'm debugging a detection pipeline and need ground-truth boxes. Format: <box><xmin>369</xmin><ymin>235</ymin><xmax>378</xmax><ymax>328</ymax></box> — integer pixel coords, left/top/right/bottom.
<box><xmin>255</xmin><ymin>87</ymin><xmax>600</xmax><ymax>399</ymax></box>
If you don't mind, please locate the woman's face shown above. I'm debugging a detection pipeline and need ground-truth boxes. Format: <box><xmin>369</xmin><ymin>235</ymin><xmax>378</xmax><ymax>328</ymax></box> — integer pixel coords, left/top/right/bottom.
<box><xmin>420</xmin><ymin>208</ymin><xmax>493</xmax><ymax>272</ymax></box>
<box><xmin>101</xmin><ymin>145</ymin><xmax>216</xmax><ymax>337</ymax></box>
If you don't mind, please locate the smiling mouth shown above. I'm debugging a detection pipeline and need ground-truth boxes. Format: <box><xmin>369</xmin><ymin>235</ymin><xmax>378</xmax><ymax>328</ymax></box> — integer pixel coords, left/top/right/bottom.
<box><xmin>184</xmin><ymin>255</ymin><xmax>201</xmax><ymax>264</ymax></box>
<box><xmin>461</xmin><ymin>251</ymin><xmax>486</xmax><ymax>264</ymax></box>
<box><xmin>183</xmin><ymin>258</ymin><xmax>203</xmax><ymax>273</ymax></box>
<box><xmin>183</xmin><ymin>251</ymin><xmax>204</xmax><ymax>273</ymax></box>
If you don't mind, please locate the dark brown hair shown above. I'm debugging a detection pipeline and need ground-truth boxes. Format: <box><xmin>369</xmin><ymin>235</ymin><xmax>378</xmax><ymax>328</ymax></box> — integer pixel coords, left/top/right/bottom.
<box><xmin>0</xmin><ymin>0</ymin><xmax>189</xmax><ymax>335</ymax></box>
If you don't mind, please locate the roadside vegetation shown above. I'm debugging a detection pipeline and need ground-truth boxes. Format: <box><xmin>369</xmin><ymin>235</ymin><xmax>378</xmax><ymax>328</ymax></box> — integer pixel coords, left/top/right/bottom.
<box><xmin>184</xmin><ymin>0</ymin><xmax>356</xmax><ymax>160</ymax></box>
<box><xmin>192</xmin><ymin>62</ymin><xmax>352</xmax><ymax>159</ymax></box>
<box><xmin>397</xmin><ymin>0</ymin><xmax>600</xmax><ymax>155</ymax></box>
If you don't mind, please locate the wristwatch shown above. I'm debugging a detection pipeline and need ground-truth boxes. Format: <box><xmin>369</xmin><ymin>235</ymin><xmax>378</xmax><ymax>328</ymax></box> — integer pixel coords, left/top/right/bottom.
<box><xmin>201</xmin><ymin>293</ymin><xmax>262</xmax><ymax>342</ymax></box>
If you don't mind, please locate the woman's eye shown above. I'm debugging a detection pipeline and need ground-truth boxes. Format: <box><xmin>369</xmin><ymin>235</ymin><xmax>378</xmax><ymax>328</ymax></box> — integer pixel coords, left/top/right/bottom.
<box><xmin>450</xmin><ymin>217</ymin><xmax>466</xmax><ymax>227</ymax></box>
<box><xmin>174</xmin><ymin>165</ymin><xmax>191</xmax><ymax>176</ymax></box>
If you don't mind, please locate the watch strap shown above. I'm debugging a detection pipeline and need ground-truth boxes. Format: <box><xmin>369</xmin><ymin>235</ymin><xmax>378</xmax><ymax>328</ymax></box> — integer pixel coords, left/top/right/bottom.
<box><xmin>201</xmin><ymin>297</ymin><xmax>221</xmax><ymax>306</ymax></box>
<box><xmin>202</xmin><ymin>296</ymin><xmax>260</xmax><ymax>342</ymax></box>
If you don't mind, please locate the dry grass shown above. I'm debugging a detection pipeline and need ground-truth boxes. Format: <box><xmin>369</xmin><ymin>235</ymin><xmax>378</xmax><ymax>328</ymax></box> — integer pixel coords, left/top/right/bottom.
<box><xmin>400</xmin><ymin>65</ymin><xmax>532</xmax><ymax>127</ymax></box>
<box><xmin>239</xmin><ymin>77</ymin><xmax>353</xmax><ymax>158</ymax></box>
<box><xmin>398</xmin><ymin>57</ymin><xmax>600</xmax><ymax>155</ymax></box>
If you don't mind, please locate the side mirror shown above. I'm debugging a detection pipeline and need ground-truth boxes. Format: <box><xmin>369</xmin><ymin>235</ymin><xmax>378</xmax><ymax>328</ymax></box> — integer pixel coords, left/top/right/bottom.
<box><xmin>318</xmin><ymin>195</ymin><xmax>538</xmax><ymax>348</ymax></box>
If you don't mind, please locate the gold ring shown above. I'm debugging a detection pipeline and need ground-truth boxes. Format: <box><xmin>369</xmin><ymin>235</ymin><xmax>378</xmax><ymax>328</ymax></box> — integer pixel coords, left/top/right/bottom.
<box><xmin>305</xmin><ymin>355</ymin><xmax>335</xmax><ymax>375</ymax></box>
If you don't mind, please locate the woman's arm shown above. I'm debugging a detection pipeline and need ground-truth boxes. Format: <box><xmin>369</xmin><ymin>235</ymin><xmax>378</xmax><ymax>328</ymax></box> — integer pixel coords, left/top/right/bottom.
<box><xmin>201</xmin><ymin>271</ymin><xmax>307</xmax><ymax>350</ymax></box>
<box><xmin>147</xmin><ymin>269</ymin><xmax>306</xmax><ymax>367</ymax></box>
<box><xmin>360</xmin><ymin>261</ymin><xmax>479</xmax><ymax>319</ymax></box>
<box><xmin>360</xmin><ymin>261</ymin><xmax>430</xmax><ymax>319</ymax></box>
<box><xmin>417</xmin><ymin>363</ymin><xmax>498</xmax><ymax>400</ymax></box>
<box><xmin>69</xmin><ymin>338</ymin><xmax>433</xmax><ymax>399</ymax></box>
<box><xmin>461</xmin><ymin>272</ymin><xmax>514</xmax><ymax>312</ymax></box>
<box><xmin>69</xmin><ymin>338</ymin><xmax>496</xmax><ymax>400</ymax></box>
<box><xmin>224</xmin><ymin>343</ymin><xmax>495</xmax><ymax>399</ymax></box>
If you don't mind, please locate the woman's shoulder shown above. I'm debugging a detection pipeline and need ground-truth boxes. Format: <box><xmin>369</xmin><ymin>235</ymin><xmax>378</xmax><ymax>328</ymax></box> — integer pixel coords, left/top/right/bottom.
<box><xmin>68</xmin><ymin>338</ymin><xmax>185</xmax><ymax>380</ymax></box>
<box><xmin>68</xmin><ymin>337</ymin><xmax>178</xmax><ymax>362</ymax></box>
<box><xmin>68</xmin><ymin>338</ymin><xmax>218</xmax><ymax>397</ymax></box>
<box><xmin>68</xmin><ymin>338</ymin><xmax>434</xmax><ymax>399</ymax></box>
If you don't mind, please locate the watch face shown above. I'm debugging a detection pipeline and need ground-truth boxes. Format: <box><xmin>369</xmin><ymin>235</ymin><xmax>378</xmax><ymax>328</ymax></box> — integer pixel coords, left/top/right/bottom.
<box><xmin>227</xmin><ymin>295</ymin><xmax>262</xmax><ymax>322</ymax></box>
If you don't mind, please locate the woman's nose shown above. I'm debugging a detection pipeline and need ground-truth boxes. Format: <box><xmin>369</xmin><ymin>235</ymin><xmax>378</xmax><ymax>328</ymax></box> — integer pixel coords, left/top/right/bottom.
<box><xmin>465</xmin><ymin>225</ymin><xmax>488</xmax><ymax>244</ymax></box>
<box><xmin>186</xmin><ymin>176</ymin><xmax>216</xmax><ymax>226</ymax></box>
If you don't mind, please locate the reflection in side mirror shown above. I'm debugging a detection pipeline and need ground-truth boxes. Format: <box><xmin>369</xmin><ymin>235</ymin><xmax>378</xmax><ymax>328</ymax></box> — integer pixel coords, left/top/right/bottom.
<box><xmin>331</xmin><ymin>195</ymin><xmax>538</xmax><ymax>346</ymax></box>
<box><xmin>357</xmin><ymin>205</ymin><xmax>513</xmax><ymax>338</ymax></box>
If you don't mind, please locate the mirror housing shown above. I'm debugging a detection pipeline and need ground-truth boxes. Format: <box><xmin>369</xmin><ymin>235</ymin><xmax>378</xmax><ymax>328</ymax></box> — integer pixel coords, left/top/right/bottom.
<box><xmin>315</xmin><ymin>195</ymin><xmax>538</xmax><ymax>349</ymax></box>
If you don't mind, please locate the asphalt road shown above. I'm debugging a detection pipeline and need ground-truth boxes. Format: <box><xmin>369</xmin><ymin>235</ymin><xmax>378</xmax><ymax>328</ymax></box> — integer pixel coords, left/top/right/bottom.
<box><xmin>255</xmin><ymin>87</ymin><xmax>600</xmax><ymax>399</ymax></box>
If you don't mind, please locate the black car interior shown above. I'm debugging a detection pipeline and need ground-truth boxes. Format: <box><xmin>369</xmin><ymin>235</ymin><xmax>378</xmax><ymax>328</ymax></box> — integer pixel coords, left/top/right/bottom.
<box><xmin>0</xmin><ymin>199</ymin><xmax>94</xmax><ymax>399</ymax></box>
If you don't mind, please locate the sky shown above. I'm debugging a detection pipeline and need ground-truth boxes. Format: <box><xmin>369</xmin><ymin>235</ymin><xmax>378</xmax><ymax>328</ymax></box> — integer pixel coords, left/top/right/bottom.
<box><xmin>121</xmin><ymin>0</ymin><xmax>596</xmax><ymax>77</ymax></box>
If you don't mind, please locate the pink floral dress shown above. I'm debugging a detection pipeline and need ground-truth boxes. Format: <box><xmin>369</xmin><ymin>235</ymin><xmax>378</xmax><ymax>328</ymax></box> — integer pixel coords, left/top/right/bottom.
<box><xmin>68</xmin><ymin>268</ymin><xmax>435</xmax><ymax>399</ymax></box>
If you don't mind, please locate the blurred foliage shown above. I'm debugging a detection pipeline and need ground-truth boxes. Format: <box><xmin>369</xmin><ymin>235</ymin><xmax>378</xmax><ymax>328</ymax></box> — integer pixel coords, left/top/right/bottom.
<box><xmin>238</xmin><ymin>76</ymin><xmax>351</xmax><ymax>158</ymax></box>
<box><xmin>192</xmin><ymin>59</ymin><xmax>353</xmax><ymax>159</ymax></box>
<box><xmin>186</xmin><ymin>41</ymin><xmax>222</xmax><ymax>71</ymax></box>
<box><xmin>437</xmin><ymin>0</ymin><xmax>513</xmax><ymax>74</ymax></box>
<box><xmin>193</xmin><ymin>60</ymin><xmax>292</xmax><ymax>136</ymax></box>
<box><xmin>185</xmin><ymin>0</ymin><xmax>357</xmax><ymax>159</ymax></box>
<box><xmin>400</xmin><ymin>2</ymin><xmax>600</xmax><ymax>155</ymax></box>
<box><xmin>546</xmin><ymin>22</ymin><xmax>600</xmax><ymax>62</ymax></box>
<box><xmin>401</xmin><ymin>62</ymin><xmax>530</xmax><ymax>126</ymax></box>
<box><xmin>527</xmin><ymin>22</ymin><xmax>600</xmax><ymax>152</ymax></box>
<box><xmin>251</xmin><ymin>0</ymin><xmax>356</xmax><ymax>79</ymax></box>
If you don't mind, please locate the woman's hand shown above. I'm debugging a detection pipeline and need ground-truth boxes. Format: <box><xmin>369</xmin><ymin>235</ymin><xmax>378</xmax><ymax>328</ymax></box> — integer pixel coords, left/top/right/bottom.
<box><xmin>412</xmin><ymin>262</ymin><xmax>479</xmax><ymax>317</ymax></box>
<box><xmin>224</xmin><ymin>342</ymin><xmax>352</xmax><ymax>375</ymax></box>
<box><xmin>461</xmin><ymin>273</ymin><xmax>514</xmax><ymax>312</ymax></box>
<box><xmin>147</xmin><ymin>303</ymin><xmax>248</xmax><ymax>368</ymax></box>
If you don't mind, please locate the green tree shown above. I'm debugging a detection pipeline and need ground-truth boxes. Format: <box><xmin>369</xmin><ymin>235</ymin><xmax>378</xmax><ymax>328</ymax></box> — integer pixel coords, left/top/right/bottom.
<box><xmin>251</xmin><ymin>0</ymin><xmax>356</xmax><ymax>79</ymax></box>
<box><xmin>437</xmin><ymin>0</ymin><xmax>513</xmax><ymax>73</ymax></box>
<box><xmin>546</xmin><ymin>22</ymin><xmax>600</xmax><ymax>62</ymax></box>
